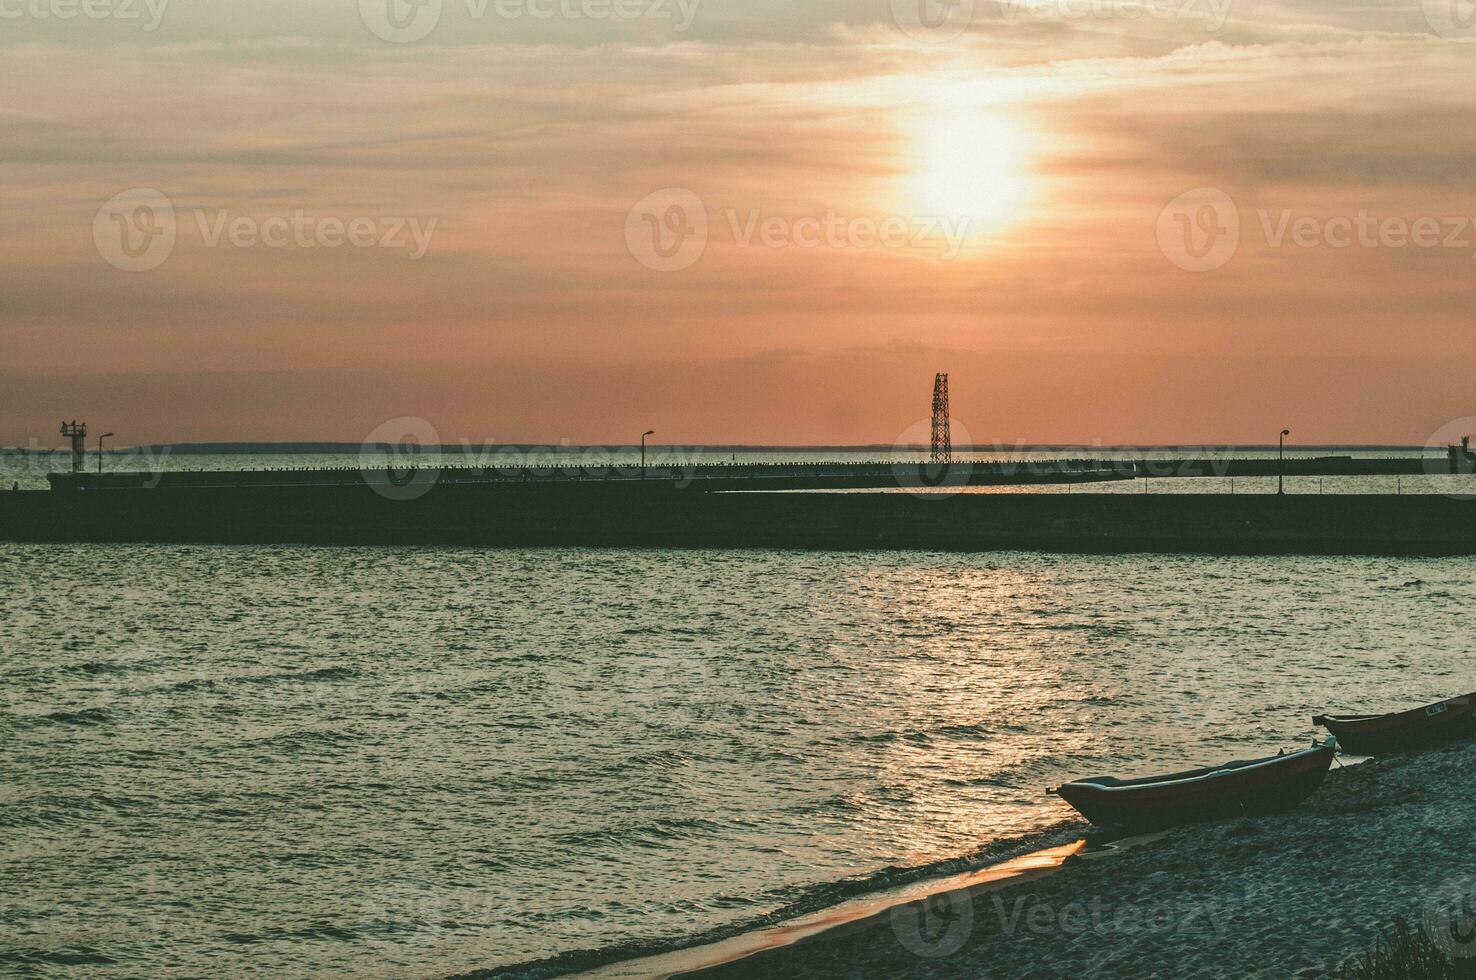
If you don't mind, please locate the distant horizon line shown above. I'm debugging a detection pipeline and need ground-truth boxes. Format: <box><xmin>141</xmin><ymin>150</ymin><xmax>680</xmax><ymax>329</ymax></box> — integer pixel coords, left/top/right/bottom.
<box><xmin>0</xmin><ymin>442</ymin><xmax>1445</xmax><ymax>454</ymax></box>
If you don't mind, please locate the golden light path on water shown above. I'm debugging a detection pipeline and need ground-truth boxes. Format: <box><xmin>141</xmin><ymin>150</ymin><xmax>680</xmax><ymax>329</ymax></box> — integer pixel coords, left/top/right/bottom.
<box><xmin>851</xmin><ymin>563</ymin><xmax>1102</xmax><ymax>866</ymax></box>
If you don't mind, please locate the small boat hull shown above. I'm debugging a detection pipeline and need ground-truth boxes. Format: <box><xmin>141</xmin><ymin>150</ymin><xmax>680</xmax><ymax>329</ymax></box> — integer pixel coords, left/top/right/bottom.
<box><xmin>1052</xmin><ymin>740</ymin><xmax>1337</xmax><ymax>831</ymax></box>
<box><xmin>1314</xmin><ymin>693</ymin><xmax>1476</xmax><ymax>755</ymax></box>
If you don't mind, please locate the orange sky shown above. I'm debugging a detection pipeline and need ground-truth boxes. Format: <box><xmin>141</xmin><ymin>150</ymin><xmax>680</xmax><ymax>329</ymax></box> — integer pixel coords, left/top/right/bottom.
<box><xmin>1</xmin><ymin>1</ymin><xmax>1474</xmax><ymax>447</ymax></box>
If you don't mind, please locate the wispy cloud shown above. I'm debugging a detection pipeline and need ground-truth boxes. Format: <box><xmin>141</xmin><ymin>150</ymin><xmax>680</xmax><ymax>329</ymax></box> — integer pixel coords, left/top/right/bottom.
<box><xmin>2</xmin><ymin>0</ymin><xmax>1473</xmax><ymax>443</ymax></box>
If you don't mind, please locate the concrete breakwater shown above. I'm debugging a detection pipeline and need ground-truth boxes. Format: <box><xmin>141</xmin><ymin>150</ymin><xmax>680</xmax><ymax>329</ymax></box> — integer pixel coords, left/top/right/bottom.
<box><xmin>43</xmin><ymin>460</ymin><xmax>1128</xmax><ymax>493</ymax></box>
<box><xmin>4</xmin><ymin>483</ymin><xmax>1474</xmax><ymax>554</ymax></box>
<box><xmin>37</xmin><ymin>454</ymin><xmax>1448</xmax><ymax>494</ymax></box>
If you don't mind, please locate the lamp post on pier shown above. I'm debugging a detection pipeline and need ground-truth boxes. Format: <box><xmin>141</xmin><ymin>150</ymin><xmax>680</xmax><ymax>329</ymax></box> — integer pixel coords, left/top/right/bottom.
<box><xmin>641</xmin><ymin>430</ymin><xmax>655</xmax><ymax>481</ymax></box>
<box><xmin>1278</xmin><ymin>428</ymin><xmax>1290</xmax><ymax>495</ymax></box>
<box><xmin>98</xmin><ymin>433</ymin><xmax>114</xmax><ymax>476</ymax></box>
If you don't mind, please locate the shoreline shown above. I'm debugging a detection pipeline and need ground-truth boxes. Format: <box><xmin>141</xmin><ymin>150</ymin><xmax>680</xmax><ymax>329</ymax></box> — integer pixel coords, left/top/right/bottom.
<box><xmin>568</xmin><ymin>842</ymin><xmax>1089</xmax><ymax>980</ymax></box>
<box><xmin>476</xmin><ymin>824</ymin><xmax>1092</xmax><ymax>980</ymax></box>
<box><xmin>501</xmin><ymin>741</ymin><xmax>1476</xmax><ymax>980</ymax></box>
<box><xmin>673</xmin><ymin>740</ymin><xmax>1476</xmax><ymax>979</ymax></box>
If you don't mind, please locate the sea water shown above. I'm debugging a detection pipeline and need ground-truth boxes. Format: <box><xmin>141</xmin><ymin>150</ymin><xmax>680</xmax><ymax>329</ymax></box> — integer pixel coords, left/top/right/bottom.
<box><xmin>3</xmin><ymin>540</ymin><xmax>1473</xmax><ymax>976</ymax></box>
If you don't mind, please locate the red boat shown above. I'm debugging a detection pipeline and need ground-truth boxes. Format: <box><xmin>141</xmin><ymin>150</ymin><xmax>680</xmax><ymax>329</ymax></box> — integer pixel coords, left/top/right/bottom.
<box><xmin>1314</xmin><ymin>692</ymin><xmax>1476</xmax><ymax>755</ymax></box>
<box><xmin>1049</xmin><ymin>738</ymin><xmax>1338</xmax><ymax>830</ymax></box>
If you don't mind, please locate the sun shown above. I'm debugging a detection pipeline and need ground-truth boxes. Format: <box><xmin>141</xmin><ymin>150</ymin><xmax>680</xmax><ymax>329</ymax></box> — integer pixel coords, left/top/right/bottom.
<box><xmin>908</xmin><ymin>112</ymin><xmax>1033</xmax><ymax>233</ymax></box>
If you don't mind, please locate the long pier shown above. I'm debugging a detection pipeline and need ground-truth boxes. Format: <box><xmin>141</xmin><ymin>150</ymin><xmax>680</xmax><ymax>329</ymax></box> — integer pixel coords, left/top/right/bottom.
<box><xmin>43</xmin><ymin>459</ymin><xmax>1127</xmax><ymax>493</ymax></box>
<box><xmin>36</xmin><ymin>453</ymin><xmax>1454</xmax><ymax>494</ymax></box>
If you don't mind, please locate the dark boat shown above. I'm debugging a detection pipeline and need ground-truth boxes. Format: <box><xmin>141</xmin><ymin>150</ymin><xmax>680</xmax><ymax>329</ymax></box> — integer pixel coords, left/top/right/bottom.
<box><xmin>1049</xmin><ymin>738</ymin><xmax>1338</xmax><ymax>830</ymax></box>
<box><xmin>1314</xmin><ymin>692</ymin><xmax>1476</xmax><ymax>755</ymax></box>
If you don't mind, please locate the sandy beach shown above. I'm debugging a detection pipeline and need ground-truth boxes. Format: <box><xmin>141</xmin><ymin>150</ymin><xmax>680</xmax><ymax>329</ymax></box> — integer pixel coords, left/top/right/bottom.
<box><xmin>651</xmin><ymin>738</ymin><xmax>1476</xmax><ymax>980</ymax></box>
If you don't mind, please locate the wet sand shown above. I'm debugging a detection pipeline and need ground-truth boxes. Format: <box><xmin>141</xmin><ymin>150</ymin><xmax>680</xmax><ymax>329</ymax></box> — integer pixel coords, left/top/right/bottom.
<box><xmin>673</xmin><ymin>739</ymin><xmax>1476</xmax><ymax>979</ymax></box>
<box><xmin>568</xmin><ymin>843</ymin><xmax>1088</xmax><ymax>980</ymax></box>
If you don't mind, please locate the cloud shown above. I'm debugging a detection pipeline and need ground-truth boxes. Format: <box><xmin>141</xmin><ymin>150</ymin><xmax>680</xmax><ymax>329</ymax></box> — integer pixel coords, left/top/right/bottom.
<box><xmin>3</xmin><ymin>0</ymin><xmax>1474</xmax><ymax>442</ymax></box>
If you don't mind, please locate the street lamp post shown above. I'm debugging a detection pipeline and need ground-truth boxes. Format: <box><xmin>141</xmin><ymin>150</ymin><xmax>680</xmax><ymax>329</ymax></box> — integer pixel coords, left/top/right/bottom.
<box><xmin>1278</xmin><ymin>428</ymin><xmax>1290</xmax><ymax>495</ymax></box>
<box><xmin>98</xmin><ymin>432</ymin><xmax>114</xmax><ymax>476</ymax></box>
<box><xmin>640</xmin><ymin>430</ymin><xmax>655</xmax><ymax>481</ymax></box>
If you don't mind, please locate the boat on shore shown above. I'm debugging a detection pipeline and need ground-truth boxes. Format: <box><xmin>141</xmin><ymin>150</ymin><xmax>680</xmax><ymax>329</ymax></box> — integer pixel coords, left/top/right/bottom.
<box><xmin>1050</xmin><ymin>738</ymin><xmax>1338</xmax><ymax>830</ymax></box>
<box><xmin>1314</xmin><ymin>692</ymin><xmax>1476</xmax><ymax>755</ymax></box>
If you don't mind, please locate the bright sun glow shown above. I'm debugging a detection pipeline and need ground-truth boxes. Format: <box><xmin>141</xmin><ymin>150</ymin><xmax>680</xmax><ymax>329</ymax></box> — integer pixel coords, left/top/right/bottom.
<box><xmin>909</xmin><ymin>112</ymin><xmax>1033</xmax><ymax>234</ymax></box>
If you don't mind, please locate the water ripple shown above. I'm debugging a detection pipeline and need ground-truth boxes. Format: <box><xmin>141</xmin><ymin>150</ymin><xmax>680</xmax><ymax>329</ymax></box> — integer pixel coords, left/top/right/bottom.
<box><xmin>2</xmin><ymin>544</ymin><xmax>1473</xmax><ymax>976</ymax></box>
